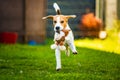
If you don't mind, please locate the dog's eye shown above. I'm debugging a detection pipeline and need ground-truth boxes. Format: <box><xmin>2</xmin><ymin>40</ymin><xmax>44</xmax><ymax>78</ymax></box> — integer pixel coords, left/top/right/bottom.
<box><xmin>54</xmin><ymin>21</ymin><xmax>57</xmax><ymax>23</ymax></box>
<box><xmin>60</xmin><ymin>21</ymin><xmax>64</xmax><ymax>23</ymax></box>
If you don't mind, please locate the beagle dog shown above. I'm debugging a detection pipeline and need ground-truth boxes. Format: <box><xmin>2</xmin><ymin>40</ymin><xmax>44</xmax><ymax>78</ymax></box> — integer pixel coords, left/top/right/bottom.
<box><xmin>43</xmin><ymin>3</ymin><xmax>77</xmax><ymax>71</ymax></box>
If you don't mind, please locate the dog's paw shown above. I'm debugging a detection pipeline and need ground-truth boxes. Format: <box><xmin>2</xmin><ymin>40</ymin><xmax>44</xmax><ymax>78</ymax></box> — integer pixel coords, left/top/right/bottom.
<box><xmin>59</xmin><ymin>46</ymin><xmax>66</xmax><ymax>51</ymax></box>
<box><xmin>73</xmin><ymin>51</ymin><xmax>78</xmax><ymax>55</ymax></box>
<box><xmin>56</xmin><ymin>68</ymin><xmax>61</xmax><ymax>71</ymax></box>
<box><xmin>51</xmin><ymin>44</ymin><xmax>57</xmax><ymax>49</ymax></box>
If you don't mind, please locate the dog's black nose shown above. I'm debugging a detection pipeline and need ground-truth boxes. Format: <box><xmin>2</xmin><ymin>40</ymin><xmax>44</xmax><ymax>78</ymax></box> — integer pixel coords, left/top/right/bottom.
<box><xmin>56</xmin><ymin>26</ymin><xmax>60</xmax><ymax>30</ymax></box>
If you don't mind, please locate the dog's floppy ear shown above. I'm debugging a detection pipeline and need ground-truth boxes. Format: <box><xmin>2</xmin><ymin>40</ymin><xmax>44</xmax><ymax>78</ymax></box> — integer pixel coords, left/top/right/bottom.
<box><xmin>65</xmin><ymin>15</ymin><xmax>76</xmax><ymax>19</ymax></box>
<box><xmin>42</xmin><ymin>15</ymin><xmax>54</xmax><ymax>19</ymax></box>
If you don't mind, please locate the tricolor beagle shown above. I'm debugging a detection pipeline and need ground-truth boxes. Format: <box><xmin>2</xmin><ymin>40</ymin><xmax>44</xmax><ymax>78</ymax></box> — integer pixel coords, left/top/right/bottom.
<box><xmin>43</xmin><ymin>3</ymin><xmax>77</xmax><ymax>71</ymax></box>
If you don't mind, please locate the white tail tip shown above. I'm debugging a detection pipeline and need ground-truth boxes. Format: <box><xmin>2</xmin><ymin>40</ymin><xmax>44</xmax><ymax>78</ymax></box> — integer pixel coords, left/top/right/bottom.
<box><xmin>53</xmin><ymin>3</ymin><xmax>60</xmax><ymax>12</ymax></box>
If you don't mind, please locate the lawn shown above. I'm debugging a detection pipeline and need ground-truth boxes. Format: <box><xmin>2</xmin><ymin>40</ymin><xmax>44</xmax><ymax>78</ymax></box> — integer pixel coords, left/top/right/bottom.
<box><xmin>0</xmin><ymin>38</ymin><xmax>120</xmax><ymax>80</ymax></box>
<box><xmin>75</xmin><ymin>38</ymin><xmax>120</xmax><ymax>54</ymax></box>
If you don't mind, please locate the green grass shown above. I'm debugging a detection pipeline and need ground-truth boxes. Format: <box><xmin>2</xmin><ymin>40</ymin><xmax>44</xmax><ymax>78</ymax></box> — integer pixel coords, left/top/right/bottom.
<box><xmin>0</xmin><ymin>39</ymin><xmax>120</xmax><ymax>80</ymax></box>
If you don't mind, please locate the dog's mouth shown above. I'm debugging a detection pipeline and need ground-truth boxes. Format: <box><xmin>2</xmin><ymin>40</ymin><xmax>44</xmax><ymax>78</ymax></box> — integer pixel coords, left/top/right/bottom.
<box><xmin>56</xmin><ymin>30</ymin><xmax>60</xmax><ymax>34</ymax></box>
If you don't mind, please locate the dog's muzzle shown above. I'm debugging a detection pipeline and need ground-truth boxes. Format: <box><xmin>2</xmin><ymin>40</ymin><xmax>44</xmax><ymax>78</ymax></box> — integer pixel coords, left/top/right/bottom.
<box><xmin>55</xmin><ymin>26</ymin><xmax>60</xmax><ymax>33</ymax></box>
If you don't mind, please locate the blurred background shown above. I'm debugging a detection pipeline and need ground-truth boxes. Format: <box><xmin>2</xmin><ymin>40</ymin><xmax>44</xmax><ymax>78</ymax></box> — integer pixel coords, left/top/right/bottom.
<box><xmin>0</xmin><ymin>0</ymin><xmax>120</xmax><ymax>44</ymax></box>
<box><xmin>0</xmin><ymin>1</ymin><xmax>120</xmax><ymax>79</ymax></box>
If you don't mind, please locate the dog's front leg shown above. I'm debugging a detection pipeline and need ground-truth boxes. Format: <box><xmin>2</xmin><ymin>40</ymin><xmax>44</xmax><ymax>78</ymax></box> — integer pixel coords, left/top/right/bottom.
<box><xmin>66</xmin><ymin>31</ymin><xmax>77</xmax><ymax>54</ymax></box>
<box><xmin>55</xmin><ymin>47</ymin><xmax>61</xmax><ymax>71</ymax></box>
<box><xmin>67</xmin><ymin>41</ymin><xmax>77</xmax><ymax>54</ymax></box>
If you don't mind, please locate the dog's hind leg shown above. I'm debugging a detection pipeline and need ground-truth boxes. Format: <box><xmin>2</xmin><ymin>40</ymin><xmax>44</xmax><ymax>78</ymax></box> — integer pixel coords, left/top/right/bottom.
<box><xmin>55</xmin><ymin>47</ymin><xmax>61</xmax><ymax>71</ymax></box>
<box><xmin>65</xmin><ymin>44</ymin><xmax>70</xmax><ymax>56</ymax></box>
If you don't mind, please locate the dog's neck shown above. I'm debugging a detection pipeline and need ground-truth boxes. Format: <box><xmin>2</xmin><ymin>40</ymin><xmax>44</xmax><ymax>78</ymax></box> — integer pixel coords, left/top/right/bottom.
<box><xmin>65</xmin><ymin>24</ymin><xmax>71</xmax><ymax>30</ymax></box>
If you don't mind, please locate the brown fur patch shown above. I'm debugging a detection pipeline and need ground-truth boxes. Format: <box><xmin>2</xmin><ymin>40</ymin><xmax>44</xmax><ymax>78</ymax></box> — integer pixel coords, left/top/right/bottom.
<box><xmin>53</xmin><ymin>15</ymin><xmax>68</xmax><ymax>28</ymax></box>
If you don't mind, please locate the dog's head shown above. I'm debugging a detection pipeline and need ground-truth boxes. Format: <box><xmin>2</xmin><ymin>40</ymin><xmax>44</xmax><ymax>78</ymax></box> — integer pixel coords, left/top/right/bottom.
<box><xmin>42</xmin><ymin>3</ymin><xmax>76</xmax><ymax>33</ymax></box>
<box><xmin>43</xmin><ymin>15</ymin><xmax>76</xmax><ymax>32</ymax></box>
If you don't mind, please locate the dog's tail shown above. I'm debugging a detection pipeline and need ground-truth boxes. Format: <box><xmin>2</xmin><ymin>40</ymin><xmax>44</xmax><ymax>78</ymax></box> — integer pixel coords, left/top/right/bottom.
<box><xmin>53</xmin><ymin>3</ymin><xmax>61</xmax><ymax>15</ymax></box>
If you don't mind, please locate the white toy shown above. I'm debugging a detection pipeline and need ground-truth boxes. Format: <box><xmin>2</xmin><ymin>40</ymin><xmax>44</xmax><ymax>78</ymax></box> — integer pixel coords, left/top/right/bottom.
<box><xmin>51</xmin><ymin>30</ymin><xmax>66</xmax><ymax>51</ymax></box>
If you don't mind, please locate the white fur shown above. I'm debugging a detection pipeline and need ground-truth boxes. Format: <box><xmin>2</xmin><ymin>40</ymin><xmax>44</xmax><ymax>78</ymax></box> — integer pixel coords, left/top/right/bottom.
<box><xmin>53</xmin><ymin>3</ymin><xmax>60</xmax><ymax>12</ymax></box>
<box><xmin>51</xmin><ymin>44</ymin><xmax>66</xmax><ymax>51</ymax></box>
<box><xmin>59</xmin><ymin>45</ymin><xmax>66</xmax><ymax>51</ymax></box>
<box><xmin>55</xmin><ymin>47</ymin><xmax>61</xmax><ymax>70</ymax></box>
<box><xmin>51</xmin><ymin>44</ymin><xmax>57</xmax><ymax>49</ymax></box>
